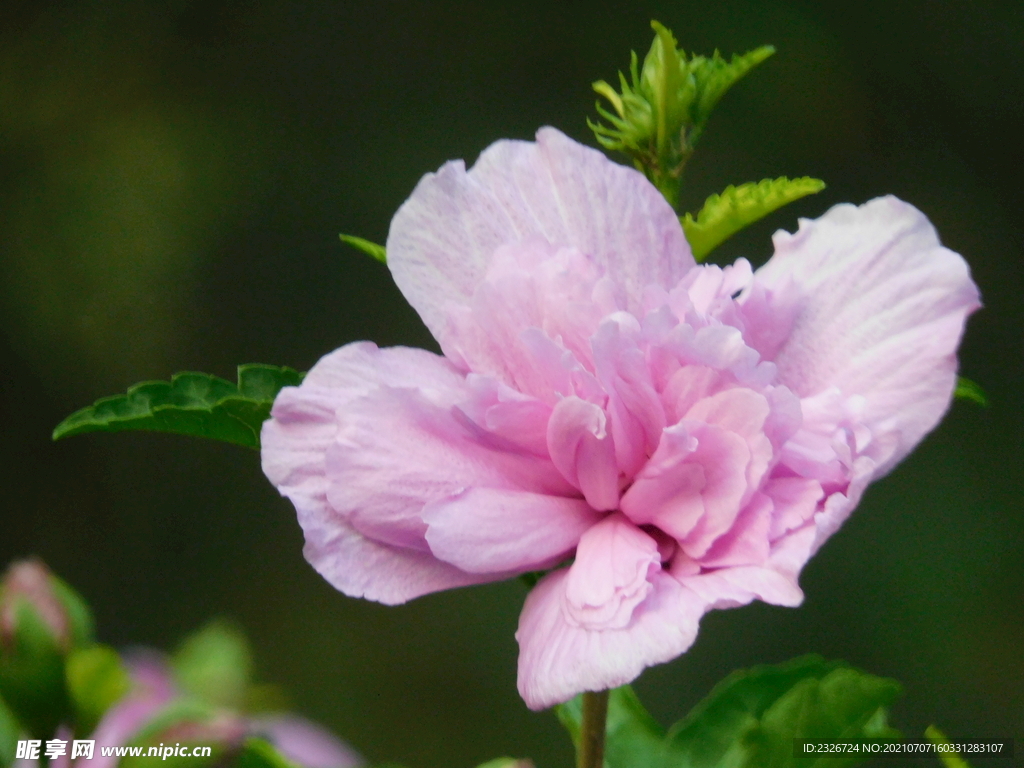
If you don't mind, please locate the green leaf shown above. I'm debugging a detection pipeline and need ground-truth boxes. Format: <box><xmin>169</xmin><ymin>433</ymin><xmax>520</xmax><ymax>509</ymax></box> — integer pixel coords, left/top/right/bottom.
<box><xmin>925</xmin><ymin>725</ymin><xmax>972</xmax><ymax>768</ymax></box>
<box><xmin>236</xmin><ymin>738</ymin><xmax>299</xmax><ymax>768</ymax></box>
<box><xmin>664</xmin><ymin>655</ymin><xmax>901</xmax><ymax>768</ymax></box>
<box><xmin>172</xmin><ymin>619</ymin><xmax>252</xmax><ymax>710</ymax></box>
<box><xmin>65</xmin><ymin>645</ymin><xmax>131</xmax><ymax>735</ymax></box>
<box><xmin>52</xmin><ymin>364</ymin><xmax>304</xmax><ymax>450</ymax></box>
<box><xmin>0</xmin><ymin>693</ymin><xmax>21</xmax><ymax>768</ymax></box>
<box><xmin>340</xmin><ymin>234</ymin><xmax>387</xmax><ymax>263</ymax></box>
<box><xmin>556</xmin><ymin>686</ymin><xmax>665</xmax><ymax>768</ymax></box>
<box><xmin>953</xmin><ymin>377</ymin><xmax>988</xmax><ymax>407</ymax></box>
<box><xmin>682</xmin><ymin>177</ymin><xmax>826</xmax><ymax>261</ymax></box>
<box><xmin>555</xmin><ymin>657</ymin><xmax>901</xmax><ymax>768</ymax></box>
<box><xmin>475</xmin><ymin>759</ymin><xmax>535</xmax><ymax>768</ymax></box>
<box><xmin>690</xmin><ymin>46</ymin><xmax>776</xmax><ymax>132</ymax></box>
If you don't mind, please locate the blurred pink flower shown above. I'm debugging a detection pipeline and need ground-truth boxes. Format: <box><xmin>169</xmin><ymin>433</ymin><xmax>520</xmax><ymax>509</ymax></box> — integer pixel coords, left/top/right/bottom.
<box><xmin>261</xmin><ymin>128</ymin><xmax>979</xmax><ymax>709</ymax></box>
<box><xmin>23</xmin><ymin>653</ymin><xmax>361</xmax><ymax>768</ymax></box>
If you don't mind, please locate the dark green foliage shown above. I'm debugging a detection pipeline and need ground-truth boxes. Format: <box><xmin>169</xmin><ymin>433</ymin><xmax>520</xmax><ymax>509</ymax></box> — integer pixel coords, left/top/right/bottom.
<box><xmin>556</xmin><ymin>656</ymin><xmax>902</xmax><ymax>768</ymax></box>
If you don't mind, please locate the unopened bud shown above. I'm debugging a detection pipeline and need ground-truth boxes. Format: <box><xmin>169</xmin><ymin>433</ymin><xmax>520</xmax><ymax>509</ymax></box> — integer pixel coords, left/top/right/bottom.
<box><xmin>1</xmin><ymin>560</ymin><xmax>71</xmax><ymax>652</ymax></box>
<box><xmin>0</xmin><ymin>558</ymin><xmax>94</xmax><ymax>737</ymax></box>
<box><xmin>589</xmin><ymin>20</ymin><xmax>774</xmax><ymax>209</ymax></box>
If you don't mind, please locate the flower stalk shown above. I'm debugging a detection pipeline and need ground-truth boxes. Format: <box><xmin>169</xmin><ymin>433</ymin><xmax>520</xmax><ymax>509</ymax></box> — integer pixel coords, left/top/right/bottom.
<box><xmin>577</xmin><ymin>690</ymin><xmax>609</xmax><ymax>768</ymax></box>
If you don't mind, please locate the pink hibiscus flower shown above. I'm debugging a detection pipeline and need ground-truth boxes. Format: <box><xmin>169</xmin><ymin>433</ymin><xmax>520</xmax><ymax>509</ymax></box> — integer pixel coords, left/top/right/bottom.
<box><xmin>261</xmin><ymin>128</ymin><xmax>979</xmax><ymax>709</ymax></box>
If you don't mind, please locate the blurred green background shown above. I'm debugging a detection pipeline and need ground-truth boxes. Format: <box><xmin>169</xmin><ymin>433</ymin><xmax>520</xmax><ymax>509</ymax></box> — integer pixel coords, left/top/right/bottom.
<box><xmin>1</xmin><ymin>1</ymin><xmax>1021</xmax><ymax>766</ymax></box>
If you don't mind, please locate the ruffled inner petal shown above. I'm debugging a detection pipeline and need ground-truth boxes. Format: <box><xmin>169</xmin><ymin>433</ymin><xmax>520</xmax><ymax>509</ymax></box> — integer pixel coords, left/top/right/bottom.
<box><xmin>562</xmin><ymin>514</ymin><xmax>661</xmax><ymax>630</ymax></box>
<box><xmin>423</xmin><ymin>488</ymin><xmax>600</xmax><ymax>574</ymax></box>
<box><xmin>546</xmin><ymin>396</ymin><xmax>620</xmax><ymax>511</ymax></box>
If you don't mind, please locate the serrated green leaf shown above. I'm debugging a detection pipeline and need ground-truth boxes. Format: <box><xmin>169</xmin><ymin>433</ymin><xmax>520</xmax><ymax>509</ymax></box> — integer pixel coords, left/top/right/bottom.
<box><xmin>172</xmin><ymin>619</ymin><xmax>252</xmax><ymax>710</ymax></box>
<box><xmin>556</xmin><ymin>686</ymin><xmax>665</xmax><ymax>768</ymax></box>
<box><xmin>690</xmin><ymin>46</ymin><xmax>775</xmax><ymax>130</ymax></box>
<box><xmin>52</xmin><ymin>364</ymin><xmax>304</xmax><ymax>449</ymax></box>
<box><xmin>65</xmin><ymin>645</ymin><xmax>131</xmax><ymax>735</ymax></box>
<box><xmin>340</xmin><ymin>234</ymin><xmax>387</xmax><ymax>263</ymax></box>
<box><xmin>925</xmin><ymin>725</ymin><xmax>972</xmax><ymax>768</ymax></box>
<box><xmin>664</xmin><ymin>655</ymin><xmax>901</xmax><ymax>768</ymax></box>
<box><xmin>682</xmin><ymin>177</ymin><xmax>826</xmax><ymax>260</ymax></box>
<box><xmin>953</xmin><ymin>377</ymin><xmax>988</xmax><ymax>407</ymax></box>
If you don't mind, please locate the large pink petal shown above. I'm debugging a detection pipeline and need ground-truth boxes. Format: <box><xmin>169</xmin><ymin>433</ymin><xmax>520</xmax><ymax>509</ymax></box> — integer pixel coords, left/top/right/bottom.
<box><xmin>262</xmin><ymin>397</ymin><xmax>492</xmax><ymax>605</ymax></box>
<box><xmin>422</xmin><ymin>489</ymin><xmax>599</xmax><ymax>574</ymax></box>
<box><xmin>298</xmin><ymin>340</ymin><xmax>465</xmax><ymax>395</ymax></box>
<box><xmin>515</xmin><ymin>568</ymin><xmax>705</xmax><ymax>710</ymax></box>
<box><xmin>387</xmin><ymin>127</ymin><xmax>694</xmax><ymax>350</ymax></box>
<box><xmin>261</xmin><ymin>344</ymin><xmax>539</xmax><ymax>604</ymax></box>
<box><xmin>749</xmin><ymin>196</ymin><xmax>980</xmax><ymax>474</ymax></box>
<box><xmin>327</xmin><ymin>383</ymin><xmax>574</xmax><ymax>549</ymax></box>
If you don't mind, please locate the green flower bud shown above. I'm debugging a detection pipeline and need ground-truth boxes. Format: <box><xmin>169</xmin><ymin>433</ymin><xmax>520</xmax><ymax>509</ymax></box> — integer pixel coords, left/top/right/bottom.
<box><xmin>0</xmin><ymin>559</ymin><xmax>95</xmax><ymax>737</ymax></box>
<box><xmin>589</xmin><ymin>21</ymin><xmax>774</xmax><ymax>209</ymax></box>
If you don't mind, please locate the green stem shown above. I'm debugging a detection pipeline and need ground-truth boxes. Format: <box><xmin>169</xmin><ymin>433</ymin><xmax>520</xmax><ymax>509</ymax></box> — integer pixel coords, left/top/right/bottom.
<box><xmin>577</xmin><ymin>690</ymin><xmax>609</xmax><ymax>768</ymax></box>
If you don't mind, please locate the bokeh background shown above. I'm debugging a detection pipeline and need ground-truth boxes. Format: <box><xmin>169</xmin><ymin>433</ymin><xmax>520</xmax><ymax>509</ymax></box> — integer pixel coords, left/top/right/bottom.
<box><xmin>1</xmin><ymin>1</ymin><xmax>1021</xmax><ymax>766</ymax></box>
